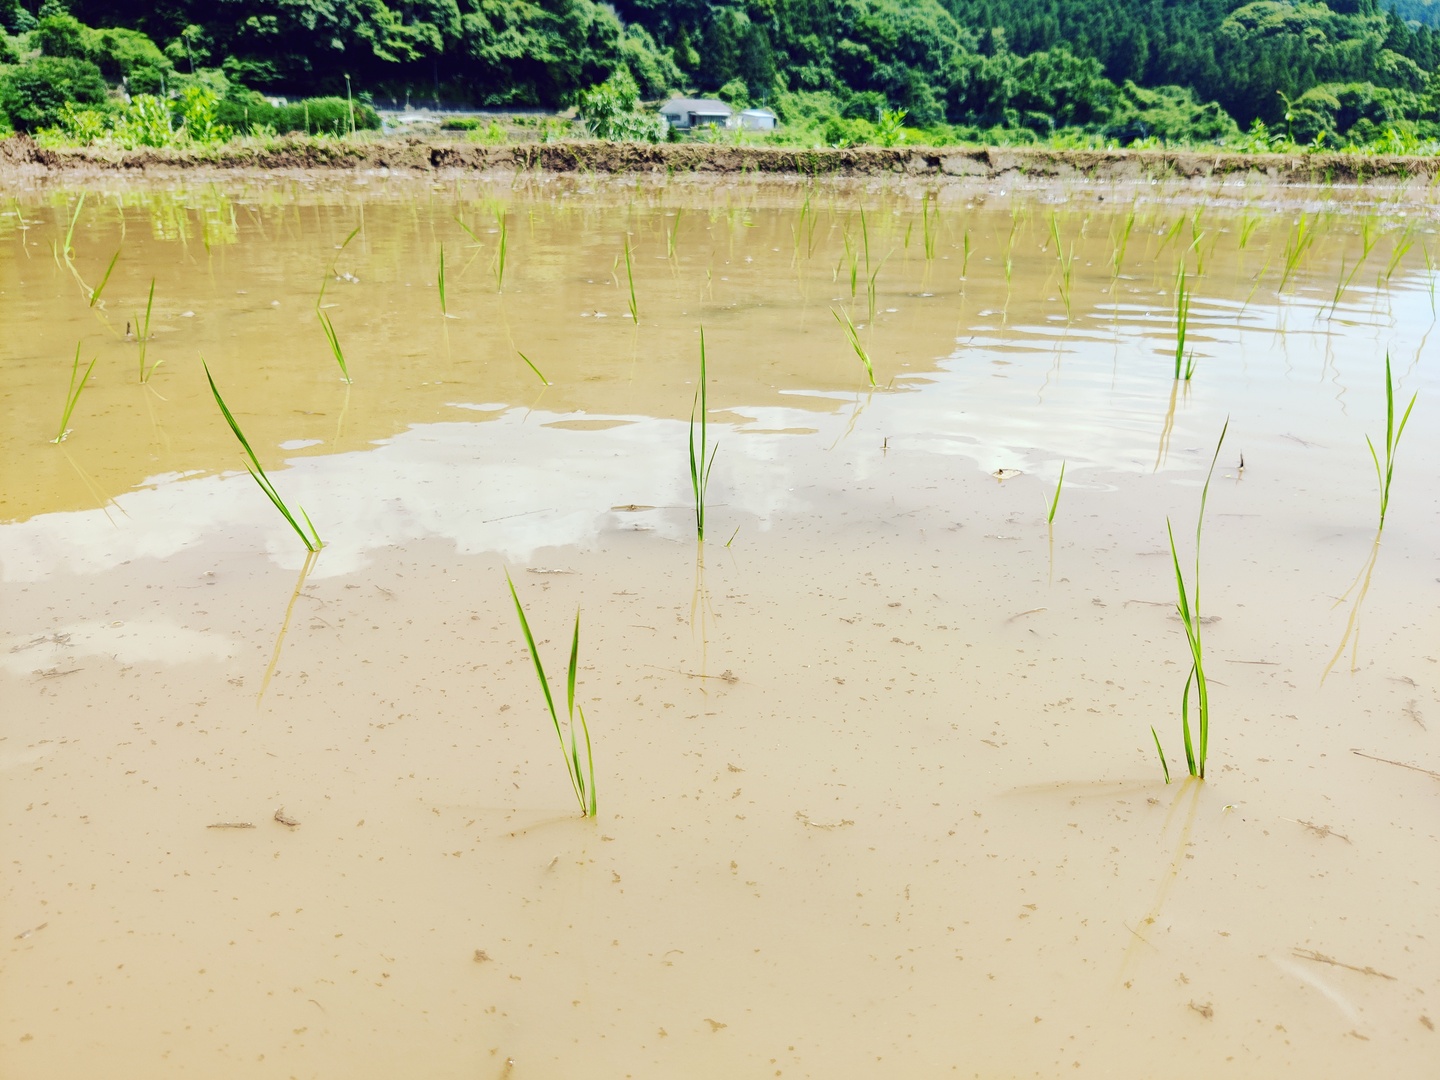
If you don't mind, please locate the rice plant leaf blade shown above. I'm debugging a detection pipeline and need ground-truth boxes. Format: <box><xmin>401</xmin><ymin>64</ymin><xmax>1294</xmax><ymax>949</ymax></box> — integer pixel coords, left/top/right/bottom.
<box><xmin>1151</xmin><ymin>726</ymin><xmax>1171</xmax><ymax>785</ymax></box>
<box><xmin>89</xmin><ymin>248</ymin><xmax>120</xmax><ymax>308</ymax></box>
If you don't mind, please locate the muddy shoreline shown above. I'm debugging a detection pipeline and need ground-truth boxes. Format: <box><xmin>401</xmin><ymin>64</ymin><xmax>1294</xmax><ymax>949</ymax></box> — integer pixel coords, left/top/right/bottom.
<box><xmin>3</xmin><ymin>132</ymin><xmax>1438</xmax><ymax>185</ymax></box>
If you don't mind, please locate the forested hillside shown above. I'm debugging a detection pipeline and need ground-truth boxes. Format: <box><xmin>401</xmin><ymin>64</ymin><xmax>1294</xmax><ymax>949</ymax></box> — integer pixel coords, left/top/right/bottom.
<box><xmin>3</xmin><ymin>0</ymin><xmax>1440</xmax><ymax>150</ymax></box>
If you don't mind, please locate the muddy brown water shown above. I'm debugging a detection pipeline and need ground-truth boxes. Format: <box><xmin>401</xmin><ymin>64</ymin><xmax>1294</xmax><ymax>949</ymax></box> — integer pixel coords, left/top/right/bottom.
<box><xmin>2</xmin><ymin>173</ymin><xmax>1437</xmax><ymax>1079</ymax></box>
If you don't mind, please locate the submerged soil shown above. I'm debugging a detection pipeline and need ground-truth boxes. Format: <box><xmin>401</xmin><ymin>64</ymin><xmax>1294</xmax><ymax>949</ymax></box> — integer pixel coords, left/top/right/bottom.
<box><xmin>2</xmin><ymin>173</ymin><xmax>1437</xmax><ymax>1079</ymax></box>
<box><xmin>3</xmin><ymin>132</ymin><xmax>1440</xmax><ymax>185</ymax></box>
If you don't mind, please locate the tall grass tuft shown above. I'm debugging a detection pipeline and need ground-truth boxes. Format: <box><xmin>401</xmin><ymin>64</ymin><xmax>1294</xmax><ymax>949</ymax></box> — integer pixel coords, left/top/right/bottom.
<box><xmin>136</xmin><ymin>278</ymin><xmax>160</xmax><ymax>382</ymax></box>
<box><xmin>317</xmin><ymin>310</ymin><xmax>351</xmax><ymax>383</ymax></box>
<box><xmin>505</xmin><ymin>573</ymin><xmax>597</xmax><ymax>818</ymax></box>
<box><xmin>1162</xmin><ymin>417</ymin><xmax>1228</xmax><ymax>781</ymax></box>
<box><xmin>833</xmin><ymin>307</ymin><xmax>876</xmax><ymax>387</ymax></box>
<box><xmin>204</xmin><ymin>361</ymin><xmax>322</xmax><ymax>552</ymax></box>
<box><xmin>53</xmin><ymin>342</ymin><xmax>98</xmax><ymax>443</ymax></box>
<box><xmin>689</xmin><ymin>329</ymin><xmax>718</xmax><ymax>540</ymax></box>
<box><xmin>1367</xmin><ymin>352</ymin><xmax>1417</xmax><ymax>533</ymax></box>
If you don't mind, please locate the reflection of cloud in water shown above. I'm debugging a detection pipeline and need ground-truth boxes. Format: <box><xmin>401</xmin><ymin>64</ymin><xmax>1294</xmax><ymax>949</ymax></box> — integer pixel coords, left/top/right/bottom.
<box><xmin>0</xmin><ymin>408</ymin><xmax>850</xmax><ymax>582</ymax></box>
<box><xmin>0</xmin><ymin>619</ymin><xmax>234</xmax><ymax>672</ymax></box>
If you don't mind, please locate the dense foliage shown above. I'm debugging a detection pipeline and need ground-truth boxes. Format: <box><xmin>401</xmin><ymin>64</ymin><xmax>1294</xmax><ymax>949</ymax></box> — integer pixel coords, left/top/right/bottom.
<box><xmin>2</xmin><ymin>0</ymin><xmax>1440</xmax><ymax>149</ymax></box>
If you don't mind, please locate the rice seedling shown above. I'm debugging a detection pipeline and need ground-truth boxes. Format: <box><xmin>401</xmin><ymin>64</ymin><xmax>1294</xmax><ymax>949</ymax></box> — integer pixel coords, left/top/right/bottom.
<box><xmin>203</xmin><ymin>360</ymin><xmax>322</xmax><ymax>553</ymax></box>
<box><xmin>316</xmin><ymin>309</ymin><xmax>351</xmax><ymax>383</ymax></box>
<box><xmin>1161</xmin><ymin>417</ymin><xmax>1229</xmax><ymax>781</ymax></box>
<box><xmin>668</xmin><ymin>207</ymin><xmax>682</xmax><ymax>259</ymax></box>
<box><xmin>866</xmin><ymin>252</ymin><xmax>890</xmax><ymax>319</ymax></box>
<box><xmin>61</xmin><ymin>192</ymin><xmax>86</xmax><ymax>262</ymax></box>
<box><xmin>517</xmin><ymin>350</ymin><xmax>549</xmax><ymax>385</ymax></box>
<box><xmin>1367</xmin><ymin>352</ymin><xmax>1417</xmax><ymax>533</ymax></box>
<box><xmin>437</xmin><ymin>243</ymin><xmax>448</xmax><ymax>316</ymax></box>
<box><xmin>1046</xmin><ymin>461</ymin><xmax>1067</xmax><ymax>524</ymax></box>
<box><xmin>961</xmin><ymin>228</ymin><xmax>973</xmax><ymax>279</ymax></box>
<box><xmin>1423</xmin><ymin>240</ymin><xmax>1437</xmax><ymax>316</ymax></box>
<box><xmin>841</xmin><ymin>230</ymin><xmax>859</xmax><ymax>297</ymax></box>
<box><xmin>1050</xmin><ymin>213</ymin><xmax>1074</xmax><ymax>318</ymax></box>
<box><xmin>1173</xmin><ymin>265</ymin><xmax>1193</xmax><ymax>380</ymax></box>
<box><xmin>860</xmin><ymin>207</ymin><xmax>872</xmax><ymax>277</ymax></box>
<box><xmin>1328</xmin><ymin>218</ymin><xmax>1382</xmax><ymax>315</ymax></box>
<box><xmin>922</xmin><ymin>195</ymin><xmax>938</xmax><ymax>261</ymax></box>
<box><xmin>53</xmin><ymin>342</ymin><xmax>97</xmax><ymax>443</ymax></box>
<box><xmin>493</xmin><ymin>206</ymin><xmax>508</xmax><ymax>291</ymax></box>
<box><xmin>1238</xmin><ymin>210</ymin><xmax>1261</xmax><ymax>250</ymax></box>
<box><xmin>135</xmin><ymin>278</ymin><xmax>160</xmax><ymax>383</ymax></box>
<box><xmin>1276</xmin><ymin>213</ymin><xmax>1316</xmax><ymax>293</ymax></box>
<box><xmin>505</xmin><ymin>572</ymin><xmax>596</xmax><ymax>818</ymax></box>
<box><xmin>833</xmin><ymin>307</ymin><xmax>876</xmax><ymax>387</ymax></box>
<box><xmin>623</xmin><ymin>236</ymin><xmax>638</xmax><ymax>322</ymax></box>
<box><xmin>88</xmin><ymin>247</ymin><xmax>120</xmax><ymax>308</ymax></box>
<box><xmin>689</xmin><ymin>329</ymin><xmax>718</xmax><ymax>540</ymax></box>
<box><xmin>316</xmin><ymin>224</ymin><xmax>361</xmax><ymax>310</ymax></box>
<box><xmin>1382</xmin><ymin>222</ymin><xmax>1415</xmax><ymax>284</ymax></box>
<box><xmin>1111</xmin><ymin>204</ymin><xmax>1136</xmax><ymax>279</ymax></box>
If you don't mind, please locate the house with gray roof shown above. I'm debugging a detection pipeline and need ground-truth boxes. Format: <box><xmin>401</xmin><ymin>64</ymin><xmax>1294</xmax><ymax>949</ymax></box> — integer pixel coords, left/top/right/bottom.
<box><xmin>659</xmin><ymin>97</ymin><xmax>734</xmax><ymax>130</ymax></box>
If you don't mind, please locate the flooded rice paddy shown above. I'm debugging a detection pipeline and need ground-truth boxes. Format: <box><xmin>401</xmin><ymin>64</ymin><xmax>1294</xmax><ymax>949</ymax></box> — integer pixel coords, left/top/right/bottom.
<box><xmin>1</xmin><ymin>173</ymin><xmax>1438</xmax><ymax>1079</ymax></box>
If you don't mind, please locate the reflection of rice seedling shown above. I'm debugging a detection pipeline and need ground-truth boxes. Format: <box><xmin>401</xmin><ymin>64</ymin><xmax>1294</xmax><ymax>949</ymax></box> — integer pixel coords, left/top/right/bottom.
<box><xmin>1158</xmin><ymin>417</ymin><xmax>1228</xmax><ymax>781</ymax></box>
<box><xmin>505</xmin><ymin>573</ymin><xmax>597</xmax><ymax>818</ymax></box>
<box><xmin>517</xmin><ymin>350</ymin><xmax>549</xmax><ymax>385</ymax></box>
<box><xmin>623</xmin><ymin>237</ymin><xmax>638</xmax><ymax>322</ymax></box>
<box><xmin>494</xmin><ymin>206</ymin><xmax>508</xmax><ymax>291</ymax></box>
<box><xmin>437</xmin><ymin>243</ymin><xmax>448</xmax><ymax>316</ymax></box>
<box><xmin>136</xmin><ymin>278</ymin><xmax>160</xmax><ymax>382</ymax></box>
<box><xmin>1367</xmin><ymin>352</ymin><xmax>1417</xmax><ymax>533</ymax></box>
<box><xmin>669</xmin><ymin>207</ymin><xmax>682</xmax><ymax>259</ymax></box>
<box><xmin>833</xmin><ymin>307</ymin><xmax>876</xmax><ymax>387</ymax></box>
<box><xmin>1173</xmin><ymin>265</ymin><xmax>1194</xmax><ymax>380</ymax></box>
<box><xmin>1046</xmin><ymin>461</ymin><xmax>1067</xmax><ymax>524</ymax></box>
<box><xmin>1276</xmin><ymin>213</ymin><xmax>1316</xmax><ymax>293</ymax></box>
<box><xmin>317</xmin><ymin>309</ymin><xmax>351</xmax><ymax>383</ymax></box>
<box><xmin>689</xmin><ymin>329</ymin><xmax>718</xmax><ymax>540</ymax></box>
<box><xmin>204</xmin><ymin>361</ymin><xmax>322</xmax><ymax>553</ymax></box>
<box><xmin>88</xmin><ymin>248</ymin><xmax>120</xmax><ymax>308</ymax></box>
<box><xmin>53</xmin><ymin>342</ymin><xmax>97</xmax><ymax>443</ymax></box>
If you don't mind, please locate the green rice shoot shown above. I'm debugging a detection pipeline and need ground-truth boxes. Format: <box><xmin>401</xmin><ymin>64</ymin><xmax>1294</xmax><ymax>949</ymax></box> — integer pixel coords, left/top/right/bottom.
<box><xmin>53</xmin><ymin>341</ymin><xmax>97</xmax><ymax>443</ymax></box>
<box><xmin>1367</xmin><ymin>352</ymin><xmax>1417</xmax><ymax>532</ymax></box>
<box><xmin>689</xmin><ymin>328</ymin><xmax>718</xmax><ymax>540</ymax></box>
<box><xmin>317</xmin><ymin>310</ymin><xmax>351</xmax><ymax>383</ymax></box>
<box><xmin>494</xmin><ymin>207</ymin><xmax>508</xmax><ymax>291</ymax></box>
<box><xmin>1046</xmin><ymin>461</ymin><xmax>1067</xmax><ymax>525</ymax></box>
<box><xmin>505</xmin><ymin>573</ymin><xmax>596</xmax><ymax>818</ymax></box>
<box><xmin>136</xmin><ymin>278</ymin><xmax>159</xmax><ymax>382</ymax></box>
<box><xmin>438</xmin><ymin>243</ymin><xmax>448</xmax><ymax>316</ymax></box>
<box><xmin>517</xmin><ymin>350</ymin><xmax>549</xmax><ymax>385</ymax></box>
<box><xmin>623</xmin><ymin>237</ymin><xmax>638</xmax><ymax>322</ymax></box>
<box><xmin>1164</xmin><ymin>417</ymin><xmax>1229</xmax><ymax>780</ymax></box>
<box><xmin>203</xmin><ymin>360</ymin><xmax>323</xmax><ymax>553</ymax></box>
<box><xmin>1173</xmin><ymin>265</ymin><xmax>1192</xmax><ymax>380</ymax></box>
<box><xmin>833</xmin><ymin>307</ymin><xmax>876</xmax><ymax>387</ymax></box>
<box><xmin>88</xmin><ymin>248</ymin><xmax>120</xmax><ymax>308</ymax></box>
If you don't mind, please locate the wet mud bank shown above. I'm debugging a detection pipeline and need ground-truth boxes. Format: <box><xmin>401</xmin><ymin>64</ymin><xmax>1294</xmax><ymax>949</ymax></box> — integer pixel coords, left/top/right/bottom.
<box><xmin>3</xmin><ymin>132</ymin><xmax>1439</xmax><ymax>186</ymax></box>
